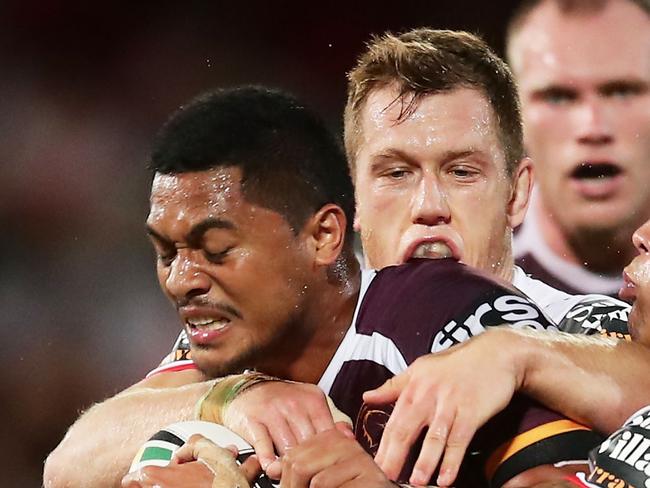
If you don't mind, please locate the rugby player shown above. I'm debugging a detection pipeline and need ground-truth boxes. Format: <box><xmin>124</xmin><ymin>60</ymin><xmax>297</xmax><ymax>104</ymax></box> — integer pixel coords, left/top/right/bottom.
<box><xmin>122</xmin><ymin>219</ymin><xmax>650</xmax><ymax>487</ymax></box>
<box><xmin>171</xmin><ymin>28</ymin><xmax>647</xmax><ymax>487</ymax></box>
<box><xmin>49</xmin><ymin>85</ymin><xmax>601</xmax><ymax>488</ymax></box>
<box><xmin>46</xmin><ymin>29</ymin><xmax>650</xmax><ymax>488</ymax></box>
<box><xmin>507</xmin><ymin>0</ymin><xmax>650</xmax><ymax>295</ymax></box>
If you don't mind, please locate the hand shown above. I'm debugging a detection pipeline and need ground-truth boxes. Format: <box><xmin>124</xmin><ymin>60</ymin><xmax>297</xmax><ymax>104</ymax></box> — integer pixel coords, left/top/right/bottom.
<box><xmin>121</xmin><ymin>434</ymin><xmax>261</xmax><ymax>488</ymax></box>
<box><xmin>363</xmin><ymin>328</ymin><xmax>524</xmax><ymax>487</ymax></box>
<box><xmin>121</xmin><ymin>461</ymin><xmax>216</xmax><ymax>488</ymax></box>
<box><xmin>223</xmin><ymin>381</ymin><xmax>352</xmax><ymax>479</ymax></box>
<box><xmin>280</xmin><ymin>427</ymin><xmax>394</xmax><ymax>488</ymax></box>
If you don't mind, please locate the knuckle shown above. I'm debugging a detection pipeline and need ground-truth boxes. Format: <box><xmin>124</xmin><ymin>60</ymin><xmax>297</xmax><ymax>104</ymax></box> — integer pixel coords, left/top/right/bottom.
<box><xmin>310</xmin><ymin>472</ymin><xmax>328</xmax><ymax>488</ymax></box>
<box><xmin>427</xmin><ymin>424</ymin><xmax>449</xmax><ymax>441</ymax></box>
<box><xmin>290</xmin><ymin>460</ymin><xmax>311</xmax><ymax>479</ymax></box>
<box><xmin>388</xmin><ymin>425</ymin><xmax>412</xmax><ymax>443</ymax></box>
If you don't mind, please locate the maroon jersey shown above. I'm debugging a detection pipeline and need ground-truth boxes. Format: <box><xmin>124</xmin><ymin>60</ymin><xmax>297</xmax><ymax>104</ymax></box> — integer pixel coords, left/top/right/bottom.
<box><xmin>154</xmin><ymin>259</ymin><xmax>604</xmax><ymax>486</ymax></box>
<box><xmin>320</xmin><ymin>259</ymin><xmax>602</xmax><ymax>487</ymax></box>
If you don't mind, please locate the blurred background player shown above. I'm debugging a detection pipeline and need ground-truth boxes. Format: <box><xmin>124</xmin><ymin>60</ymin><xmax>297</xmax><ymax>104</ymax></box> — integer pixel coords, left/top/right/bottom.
<box><xmin>507</xmin><ymin>0</ymin><xmax>650</xmax><ymax>295</ymax></box>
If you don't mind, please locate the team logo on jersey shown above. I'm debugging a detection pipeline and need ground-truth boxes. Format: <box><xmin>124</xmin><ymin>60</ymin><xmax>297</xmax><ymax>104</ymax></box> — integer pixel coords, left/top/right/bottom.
<box><xmin>432</xmin><ymin>294</ymin><xmax>558</xmax><ymax>352</ymax></box>
<box><xmin>588</xmin><ymin>407</ymin><xmax>650</xmax><ymax>487</ymax></box>
<box><xmin>355</xmin><ymin>402</ymin><xmax>392</xmax><ymax>455</ymax></box>
<box><xmin>560</xmin><ymin>298</ymin><xmax>630</xmax><ymax>336</ymax></box>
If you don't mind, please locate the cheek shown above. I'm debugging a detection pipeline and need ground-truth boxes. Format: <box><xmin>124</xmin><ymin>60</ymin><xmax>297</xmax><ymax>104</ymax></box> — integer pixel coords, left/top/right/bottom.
<box><xmin>156</xmin><ymin>266</ymin><xmax>170</xmax><ymax>294</ymax></box>
<box><xmin>357</xmin><ymin>187</ymin><xmax>404</xmax><ymax>230</ymax></box>
<box><xmin>524</xmin><ymin>107</ymin><xmax>568</xmax><ymax>150</ymax></box>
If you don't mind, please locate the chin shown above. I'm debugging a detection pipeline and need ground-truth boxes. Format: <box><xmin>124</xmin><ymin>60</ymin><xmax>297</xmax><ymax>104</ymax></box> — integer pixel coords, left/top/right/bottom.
<box><xmin>629</xmin><ymin>306</ymin><xmax>650</xmax><ymax>347</ymax></box>
<box><xmin>192</xmin><ymin>349</ymin><xmax>253</xmax><ymax>378</ymax></box>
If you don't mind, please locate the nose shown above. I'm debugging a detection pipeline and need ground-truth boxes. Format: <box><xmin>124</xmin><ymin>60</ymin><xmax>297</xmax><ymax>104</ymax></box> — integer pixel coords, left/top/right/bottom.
<box><xmin>410</xmin><ymin>176</ymin><xmax>450</xmax><ymax>226</ymax></box>
<box><xmin>633</xmin><ymin>220</ymin><xmax>650</xmax><ymax>254</ymax></box>
<box><xmin>164</xmin><ymin>249</ymin><xmax>211</xmax><ymax>302</ymax></box>
<box><xmin>576</xmin><ymin>97</ymin><xmax>613</xmax><ymax>146</ymax></box>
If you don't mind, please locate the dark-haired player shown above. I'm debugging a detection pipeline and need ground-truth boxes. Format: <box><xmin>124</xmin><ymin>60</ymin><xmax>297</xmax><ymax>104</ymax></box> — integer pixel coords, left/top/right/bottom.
<box><xmin>46</xmin><ymin>86</ymin><xmax>610</xmax><ymax>488</ymax></box>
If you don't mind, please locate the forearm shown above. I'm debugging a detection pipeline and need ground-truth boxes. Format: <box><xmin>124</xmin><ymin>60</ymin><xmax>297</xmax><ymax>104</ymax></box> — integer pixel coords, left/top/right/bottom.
<box><xmin>44</xmin><ymin>371</ymin><xmax>210</xmax><ymax>488</ymax></box>
<box><xmin>502</xmin><ymin>327</ymin><xmax>650</xmax><ymax>433</ymax></box>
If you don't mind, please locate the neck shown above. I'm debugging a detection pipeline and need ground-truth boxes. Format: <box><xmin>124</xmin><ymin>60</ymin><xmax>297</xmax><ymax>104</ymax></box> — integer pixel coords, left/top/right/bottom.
<box><xmin>535</xmin><ymin>200</ymin><xmax>636</xmax><ymax>275</ymax></box>
<box><xmin>256</xmin><ymin>255</ymin><xmax>361</xmax><ymax>385</ymax></box>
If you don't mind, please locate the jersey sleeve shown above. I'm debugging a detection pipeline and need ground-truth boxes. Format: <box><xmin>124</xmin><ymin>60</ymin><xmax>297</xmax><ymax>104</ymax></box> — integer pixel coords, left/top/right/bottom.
<box><xmin>581</xmin><ymin>405</ymin><xmax>650</xmax><ymax>488</ymax></box>
<box><xmin>145</xmin><ymin>330</ymin><xmax>198</xmax><ymax>378</ymax></box>
<box><xmin>556</xmin><ymin>296</ymin><xmax>631</xmax><ymax>339</ymax></box>
<box><xmin>480</xmin><ymin>395</ymin><xmax>603</xmax><ymax>487</ymax></box>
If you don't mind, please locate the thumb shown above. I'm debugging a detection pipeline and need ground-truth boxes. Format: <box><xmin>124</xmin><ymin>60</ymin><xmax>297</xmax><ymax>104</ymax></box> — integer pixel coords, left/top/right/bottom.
<box><xmin>240</xmin><ymin>454</ymin><xmax>263</xmax><ymax>484</ymax></box>
<box><xmin>363</xmin><ymin>374</ymin><xmax>408</xmax><ymax>404</ymax></box>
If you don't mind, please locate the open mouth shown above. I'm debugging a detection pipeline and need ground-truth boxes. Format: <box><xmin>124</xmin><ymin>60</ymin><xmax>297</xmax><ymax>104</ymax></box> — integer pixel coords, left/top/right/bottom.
<box><xmin>410</xmin><ymin>241</ymin><xmax>454</xmax><ymax>260</ymax></box>
<box><xmin>185</xmin><ymin>317</ymin><xmax>231</xmax><ymax>333</ymax></box>
<box><xmin>571</xmin><ymin>162</ymin><xmax>622</xmax><ymax>180</ymax></box>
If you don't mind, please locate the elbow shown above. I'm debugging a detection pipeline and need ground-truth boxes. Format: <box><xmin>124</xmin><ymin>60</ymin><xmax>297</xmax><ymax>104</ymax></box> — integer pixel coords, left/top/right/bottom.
<box><xmin>43</xmin><ymin>445</ymin><xmax>70</xmax><ymax>488</ymax></box>
<box><xmin>43</xmin><ymin>442</ymin><xmax>93</xmax><ymax>488</ymax></box>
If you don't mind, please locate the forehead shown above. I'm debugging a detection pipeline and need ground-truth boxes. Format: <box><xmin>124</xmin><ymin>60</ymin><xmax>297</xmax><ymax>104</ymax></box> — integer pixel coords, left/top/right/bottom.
<box><xmin>511</xmin><ymin>1</ymin><xmax>650</xmax><ymax>85</ymax></box>
<box><xmin>148</xmin><ymin>167</ymin><xmax>245</xmax><ymax>224</ymax></box>
<box><xmin>358</xmin><ymin>85</ymin><xmax>503</xmax><ymax>162</ymax></box>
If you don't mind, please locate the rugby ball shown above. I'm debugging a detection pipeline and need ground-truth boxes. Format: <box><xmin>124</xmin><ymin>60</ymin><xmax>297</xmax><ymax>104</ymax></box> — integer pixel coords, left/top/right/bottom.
<box><xmin>130</xmin><ymin>420</ymin><xmax>278</xmax><ymax>487</ymax></box>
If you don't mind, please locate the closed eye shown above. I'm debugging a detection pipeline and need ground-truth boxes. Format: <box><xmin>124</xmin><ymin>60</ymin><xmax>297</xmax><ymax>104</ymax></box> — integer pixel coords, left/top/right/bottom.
<box><xmin>157</xmin><ymin>251</ymin><xmax>176</xmax><ymax>267</ymax></box>
<box><xmin>204</xmin><ymin>247</ymin><xmax>234</xmax><ymax>264</ymax></box>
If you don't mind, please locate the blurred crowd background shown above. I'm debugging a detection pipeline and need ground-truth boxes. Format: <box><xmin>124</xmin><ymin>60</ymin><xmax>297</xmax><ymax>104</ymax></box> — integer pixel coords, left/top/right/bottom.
<box><xmin>0</xmin><ymin>1</ymin><xmax>520</xmax><ymax>485</ymax></box>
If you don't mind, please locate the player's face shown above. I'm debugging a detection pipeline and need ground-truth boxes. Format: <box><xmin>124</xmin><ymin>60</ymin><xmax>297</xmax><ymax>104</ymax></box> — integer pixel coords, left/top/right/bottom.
<box><xmin>146</xmin><ymin>167</ymin><xmax>313</xmax><ymax>377</ymax></box>
<box><xmin>621</xmin><ymin>219</ymin><xmax>650</xmax><ymax>345</ymax></box>
<box><xmin>510</xmin><ymin>1</ymin><xmax>650</xmax><ymax>237</ymax></box>
<box><xmin>353</xmin><ymin>86</ymin><xmax>529</xmax><ymax>281</ymax></box>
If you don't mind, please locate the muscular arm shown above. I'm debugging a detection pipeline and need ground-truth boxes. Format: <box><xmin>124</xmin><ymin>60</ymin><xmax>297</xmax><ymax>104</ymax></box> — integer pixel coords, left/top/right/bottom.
<box><xmin>510</xmin><ymin>327</ymin><xmax>650</xmax><ymax>434</ymax></box>
<box><xmin>43</xmin><ymin>369</ymin><xmax>210</xmax><ymax>488</ymax></box>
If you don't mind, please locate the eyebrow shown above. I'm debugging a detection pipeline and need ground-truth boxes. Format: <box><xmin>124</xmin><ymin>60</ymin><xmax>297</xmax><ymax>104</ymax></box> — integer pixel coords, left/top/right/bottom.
<box><xmin>598</xmin><ymin>79</ymin><xmax>648</xmax><ymax>95</ymax></box>
<box><xmin>370</xmin><ymin>148</ymin><xmax>481</xmax><ymax>167</ymax></box>
<box><xmin>145</xmin><ymin>217</ymin><xmax>235</xmax><ymax>246</ymax></box>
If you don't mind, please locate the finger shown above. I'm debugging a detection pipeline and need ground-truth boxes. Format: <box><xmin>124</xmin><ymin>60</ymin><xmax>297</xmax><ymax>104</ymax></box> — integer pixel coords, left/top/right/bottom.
<box><xmin>308</xmin><ymin>396</ymin><xmax>336</xmax><ymax>434</ymax></box>
<box><xmin>120</xmin><ymin>466</ymin><xmax>160</xmax><ymax>487</ymax></box>
<box><xmin>173</xmin><ymin>434</ymin><xmax>210</xmax><ymax>464</ymax></box>
<box><xmin>286</xmin><ymin>409</ymin><xmax>317</xmax><ymax>443</ymax></box>
<box><xmin>363</xmin><ymin>373</ymin><xmax>409</xmax><ymax>404</ymax></box>
<box><xmin>266</xmin><ymin>417</ymin><xmax>299</xmax><ymax>455</ymax></box>
<box><xmin>280</xmin><ymin>430</ymin><xmax>351</xmax><ymax>488</ymax></box>
<box><xmin>240</xmin><ymin>454</ymin><xmax>263</xmax><ymax>484</ymax></box>
<box><xmin>246</xmin><ymin>421</ymin><xmax>279</xmax><ymax>472</ymax></box>
<box><xmin>335</xmin><ymin>421</ymin><xmax>355</xmax><ymax>439</ymax></box>
<box><xmin>265</xmin><ymin>459</ymin><xmax>282</xmax><ymax>480</ymax></box>
<box><xmin>436</xmin><ymin>414</ymin><xmax>475</xmax><ymax>487</ymax></box>
<box><xmin>308</xmin><ymin>454</ymin><xmax>371</xmax><ymax>488</ymax></box>
<box><xmin>224</xmin><ymin>444</ymin><xmax>240</xmax><ymax>457</ymax></box>
<box><xmin>409</xmin><ymin>410</ymin><xmax>454</xmax><ymax>486</ymax></box>
<box><xmin>374</xmin><ymin>396</ymin><xmax>428</xmax><ymax>480</ymax></box>
<box><xmin>120</xmin><ymin>471</ymin><xmax>144</xmax><ymax>487</ymax></box>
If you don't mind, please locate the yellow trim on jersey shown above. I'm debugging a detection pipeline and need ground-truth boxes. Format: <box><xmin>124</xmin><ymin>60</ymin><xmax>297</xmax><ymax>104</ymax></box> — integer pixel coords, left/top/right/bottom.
<box><xmin>485</xmin><ymin>419</ymin><xmax>591</xmax><ymax>480</ymax></box>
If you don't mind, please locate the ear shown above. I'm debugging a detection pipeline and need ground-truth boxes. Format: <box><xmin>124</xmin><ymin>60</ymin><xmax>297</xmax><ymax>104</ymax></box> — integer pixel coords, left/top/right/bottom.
<box><xmin>304</xmin><ymin>204</ymin><xmax>348</xmax><ymax>266</ymax></box>
<box><xmin>353</xmin><ymin>202</ymin><xmax>361</xmax><ymax>232</ymax></box>
<box><xmin>507</xmin><ymin>157</ymin><xmax>533</xmax><ymax>230</ymax></box>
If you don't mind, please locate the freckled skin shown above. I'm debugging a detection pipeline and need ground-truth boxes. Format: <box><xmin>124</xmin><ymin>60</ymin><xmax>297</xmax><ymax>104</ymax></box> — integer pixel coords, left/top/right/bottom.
<box><xmin>353</xmin><ymin>85</ymin><xmax>530</xmax><ymax>282</ymax></box>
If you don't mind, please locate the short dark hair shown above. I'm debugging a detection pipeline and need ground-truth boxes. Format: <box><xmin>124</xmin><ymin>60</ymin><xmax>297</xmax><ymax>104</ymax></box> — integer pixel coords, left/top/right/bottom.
<box><xmin>151</xmin><ymin>86</ymin><xmax>355</xmax><ymax>240</ymax></box>
<box><xmin>345</xmin><ymin>29</ymin><xmax>524</xmax><ymax>177</ymax></box>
